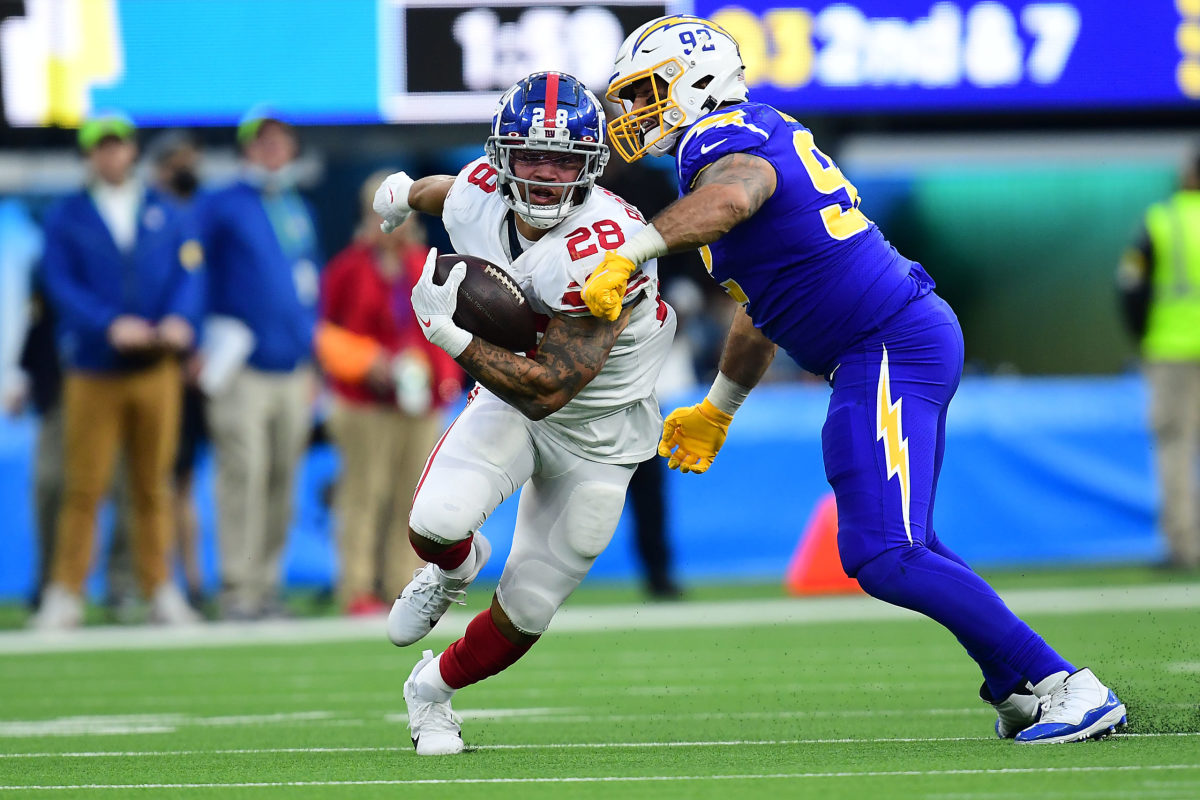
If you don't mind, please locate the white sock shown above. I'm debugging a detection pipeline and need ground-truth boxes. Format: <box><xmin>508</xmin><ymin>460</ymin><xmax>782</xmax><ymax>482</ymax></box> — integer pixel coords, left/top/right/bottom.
<box><xmin>415</xmin><ymin>654</ymin><xmax>456</xmax><ymax>703</ymax></box>
<box><xmin>441</xmin><ymin>537</ymin><xmax>478</xmax><ymax>583</ymax></box>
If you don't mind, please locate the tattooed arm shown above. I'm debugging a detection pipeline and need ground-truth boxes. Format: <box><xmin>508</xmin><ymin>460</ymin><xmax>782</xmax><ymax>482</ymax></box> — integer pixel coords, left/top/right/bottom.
<box><xmin>455</xmin><ymin>307</ymin><xmax>630</xmax><ymax>421</ymax></box>
<box><xmin>651</xmin><ymin>153</ymin><xmax>777</xmax><ymax>251</ymax></box>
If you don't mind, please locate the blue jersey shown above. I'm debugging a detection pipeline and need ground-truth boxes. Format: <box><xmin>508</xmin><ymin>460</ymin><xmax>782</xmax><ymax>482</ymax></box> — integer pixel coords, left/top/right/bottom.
<box><xmin>676</xmin><ymin>102</ymin><xmax>933</xmax><ymax>376</ymax></box>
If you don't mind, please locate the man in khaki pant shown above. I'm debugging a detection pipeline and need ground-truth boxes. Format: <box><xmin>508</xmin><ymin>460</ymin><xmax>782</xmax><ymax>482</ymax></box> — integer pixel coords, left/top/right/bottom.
<box><xmin>32</xmin><ymin>114</ymin><xmax>203</xmax><ymax>628</ymax></box>
<box><xmin>199</xmin><ymin>109</ymin><xmax>320</xmax><ymax>619</ymax></box>
<box><xmin>1119</xmin><ymin>151</ymin><xmax>1200</xmax><ymax>570</ymax></box>
<box><xmin>317</xmin><ymin>175</ymin><xmax>464</xmax><ymax>614</ymax></box>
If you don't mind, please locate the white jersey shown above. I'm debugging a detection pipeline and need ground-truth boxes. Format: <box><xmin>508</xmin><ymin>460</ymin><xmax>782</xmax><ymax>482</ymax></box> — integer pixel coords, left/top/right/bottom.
<box><xmin>442</xmin><ymin>156</ymin><xmax>676</xmax><ymax>463</ymax></box>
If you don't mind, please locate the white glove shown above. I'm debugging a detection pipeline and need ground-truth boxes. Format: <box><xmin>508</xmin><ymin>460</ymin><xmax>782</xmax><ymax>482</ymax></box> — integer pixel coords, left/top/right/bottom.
<box><xmin>373</xmin><ymin>171</ymin><xmax>415</xmax><ymax>234</ymax></box>
<box><xmin>411</xmin><ymin>247</ymin><xmax>472</xmax><ymax>358</ymax></box>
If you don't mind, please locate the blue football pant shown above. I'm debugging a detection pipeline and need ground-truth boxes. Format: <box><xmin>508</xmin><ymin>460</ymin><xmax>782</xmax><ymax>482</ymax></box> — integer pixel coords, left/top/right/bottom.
<box><xmin>822</xmin><ymin>293</ymin><xmax>1072</xmax><ymax>699</ymax></box>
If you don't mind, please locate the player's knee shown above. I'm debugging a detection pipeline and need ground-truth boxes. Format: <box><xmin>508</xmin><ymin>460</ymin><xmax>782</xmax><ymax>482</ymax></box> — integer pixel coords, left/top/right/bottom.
<box><xmin>489</xmin><ymin>596</ymin><xmax>539</xmax><ymax>646</ymax></box>
<box><xmin>496</xmin><ymin>561</ymin><xmax>580</xmax><ymax>635</ymax></box>
<box><xmin>409</xmin><ymin>484</ymin><xmax>479</xmax><ymax>546</ymax></box>
<box><xmin>853</xmin><ymin>545</ymin><xmax>928</xmax><ymax>599</ymax></box>
<box><xmin>496</xmin><ymin>584</ymin><xmax>557</xmax><ymax>635</ymax></box>
<box><xmin>562</xmin><ymin>482</ymin><xmax>626</xmax><ymax>559</ymax></box>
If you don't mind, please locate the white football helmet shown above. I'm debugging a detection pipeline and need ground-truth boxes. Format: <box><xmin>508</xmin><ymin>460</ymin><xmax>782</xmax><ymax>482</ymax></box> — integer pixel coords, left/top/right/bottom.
<box><xmin>606</xmin><ymin>15</ymin><xmax>747</xmax><ymax>162</ymax></box>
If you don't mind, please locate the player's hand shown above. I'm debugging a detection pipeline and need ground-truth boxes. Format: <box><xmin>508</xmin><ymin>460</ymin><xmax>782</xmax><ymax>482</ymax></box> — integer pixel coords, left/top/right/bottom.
<box><xmin>373</xmin><ymin>171</ymin><xmax>415</xmax><ymax>233</ymax></box>
<box><xmin>411</xmin><ymin>248</ymin><xmax>471</xmax><ymax>357</ymax></box>
<box><xmin>582</xmin><ymin>251</ymin><xmax>636</xmax><ymax>321</ymax></box>
<box><xmin>658</xmin><ymin>399</ymin><xmax>734</xmax><ymax>474</ymax></box>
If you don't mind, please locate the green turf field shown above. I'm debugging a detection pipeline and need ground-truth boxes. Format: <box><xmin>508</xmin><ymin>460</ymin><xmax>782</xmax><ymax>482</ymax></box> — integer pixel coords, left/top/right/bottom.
<box><xmin>1</xmin><ymin>573</ymin><xmax>1198</xmax><ymax>798</ymax></box>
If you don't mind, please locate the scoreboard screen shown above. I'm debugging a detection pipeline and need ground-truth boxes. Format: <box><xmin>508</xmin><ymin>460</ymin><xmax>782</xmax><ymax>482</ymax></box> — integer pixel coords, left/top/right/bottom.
<box><xmin>0</xmin><ymin>0</ymin><xmax>1192</xmax><ymax>129</ymax></box>
<box><xmin>692</xmin><ymin>1</ymin><xmax>1198</xmax><ymax>113</ymax></box>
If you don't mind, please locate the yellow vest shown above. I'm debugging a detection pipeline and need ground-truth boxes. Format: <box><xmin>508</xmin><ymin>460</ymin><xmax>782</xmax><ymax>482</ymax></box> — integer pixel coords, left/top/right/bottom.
<box><xmin>1143</xmin><ymin>191</ymin><xmax>1200</xmax><ymax>360</ymax></box>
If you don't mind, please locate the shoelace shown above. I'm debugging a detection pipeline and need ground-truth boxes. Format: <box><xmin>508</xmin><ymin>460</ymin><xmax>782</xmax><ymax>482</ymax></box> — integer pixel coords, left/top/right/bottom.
<box><xmin>1038</xmin><ymin>682</ymin><xmax>1077</xmax><ymax>721</ymax></box>
<box><xmin>404</xmin><ymin>568</ymin><xmax>468</xmax><ymax>614</ymax></box>
<box><xmin>408</xmin><ymin>695</ymin><xmax>463</xmax><ymax>733</ymax></box>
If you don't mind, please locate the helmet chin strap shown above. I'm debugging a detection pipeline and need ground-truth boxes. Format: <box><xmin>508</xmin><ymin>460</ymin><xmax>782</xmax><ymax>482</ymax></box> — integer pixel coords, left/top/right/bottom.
<box><xmin>509</xmin><ymin>183</ymin><xmax>581</xmax><ymax>230</ymax></box>
<box><xmin>517</xmin><ymin>210</ymin><xmax>562</xmax><ymax>231</ymax></box>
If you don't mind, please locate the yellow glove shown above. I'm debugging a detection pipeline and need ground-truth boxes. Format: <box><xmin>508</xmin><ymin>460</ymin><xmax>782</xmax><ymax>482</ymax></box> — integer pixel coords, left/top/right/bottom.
<box><xmin>658</xmin><ymin>399</ymin><xmax>734</xmax><ymax>474</ymax></box>
<box><xmin>582</xmin><ymin>251</ymin><xmax>637</xmax><ymax>321</ymax></box>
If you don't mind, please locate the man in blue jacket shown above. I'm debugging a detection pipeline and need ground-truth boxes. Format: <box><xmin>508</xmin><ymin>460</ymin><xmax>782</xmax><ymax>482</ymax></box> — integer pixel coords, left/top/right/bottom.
<box><xmin>199</xmin><ymin>108</ymin><xmax>319</xmax><ymax>620</ymax></box>
<box><xmin>32</xmin><ymin>113</ymin><xmax>203</xmax><ymax>629</ymax></box>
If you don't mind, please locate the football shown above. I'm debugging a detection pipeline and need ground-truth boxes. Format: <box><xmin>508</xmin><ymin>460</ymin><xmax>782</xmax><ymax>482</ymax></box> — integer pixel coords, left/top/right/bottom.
<box><xmin>433</xmin><ymin>253</ymin><xmax>539</xmax><ymax>352</ymax></box>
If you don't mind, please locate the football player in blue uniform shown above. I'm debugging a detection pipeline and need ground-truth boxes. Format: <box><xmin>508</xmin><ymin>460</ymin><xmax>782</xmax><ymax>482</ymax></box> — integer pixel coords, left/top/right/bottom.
<box><xmin>582</xmin><ymin>14</ymin><xmax>1126</xmax><ymax>744</ymax></box>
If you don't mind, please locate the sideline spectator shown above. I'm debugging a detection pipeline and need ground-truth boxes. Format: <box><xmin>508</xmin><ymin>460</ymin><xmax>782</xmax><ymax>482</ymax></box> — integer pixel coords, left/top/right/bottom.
<box><xmin>1118</xmin><ymin>149</ymin><xmax>1200</xmax><ymax>571</ymax></box>
<box><xmin>199</xmin><ymin>108</ymin><xmax>319</xmax><ymax>619</ymax></box>
<box><xmin>317</xmin><ymin>171</ymin><xmax>464</xmax><ymax>614</ymax></box>
<box><xmin>103</xmin><ymin>130</ymin><xmax>209</xmax><ymax>616</ymax></box>
<box><xmin>31</xmin><ymin>113</ymin><xmax>203</xmax><ymax>629</ymax></box>
<box><xmin>150</xmin><ymin>130</ymin><xmax>208</xmax><ymax>609</ymax></box>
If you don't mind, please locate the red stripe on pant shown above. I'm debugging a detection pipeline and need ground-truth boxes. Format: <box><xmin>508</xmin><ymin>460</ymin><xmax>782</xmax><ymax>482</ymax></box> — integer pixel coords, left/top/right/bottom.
<box><xmin>439</xmin><ymin>608</ymin><xmax>539</xmax><ymax>690</ymax></box>
<box><xmin>411</xmin><ymin>385</ymin><xmax>478</xmax><ymax>504</ymax></box>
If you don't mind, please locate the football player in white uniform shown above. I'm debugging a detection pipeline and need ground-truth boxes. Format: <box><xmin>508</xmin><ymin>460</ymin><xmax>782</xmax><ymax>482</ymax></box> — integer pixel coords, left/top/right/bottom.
<box><xmin>372</xmin><ymin>71</ymin><xmax>676</xmax><ymax>755</ymax></box>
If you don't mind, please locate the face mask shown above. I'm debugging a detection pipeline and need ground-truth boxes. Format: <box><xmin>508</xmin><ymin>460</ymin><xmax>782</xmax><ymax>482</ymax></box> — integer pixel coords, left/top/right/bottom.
<box><xmin>168</xmin><ymin>169</ymin><xmax>199</xmax><ymax>197</ymax></box>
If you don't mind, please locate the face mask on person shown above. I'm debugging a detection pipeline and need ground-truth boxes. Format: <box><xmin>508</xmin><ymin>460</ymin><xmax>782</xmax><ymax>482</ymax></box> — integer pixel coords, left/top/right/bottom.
<box><xmin>168</xmin><ymin>168</ymin><xmax>199</xmax><ymax>197</ymax></box>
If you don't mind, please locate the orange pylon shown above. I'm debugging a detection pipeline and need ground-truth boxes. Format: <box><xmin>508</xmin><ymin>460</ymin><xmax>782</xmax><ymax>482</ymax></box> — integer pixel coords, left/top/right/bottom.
<box><xmin>785</xmin><ymin>492</ymin><xmax>862</xmax><ymax>595</ymax></box>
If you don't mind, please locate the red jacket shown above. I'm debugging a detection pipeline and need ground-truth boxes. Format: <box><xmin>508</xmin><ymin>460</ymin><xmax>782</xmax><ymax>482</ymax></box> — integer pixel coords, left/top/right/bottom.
<box><xmin>317</xmin><ymin>242</ymin><xmax>463</xmax><ymax>409</ymax></box>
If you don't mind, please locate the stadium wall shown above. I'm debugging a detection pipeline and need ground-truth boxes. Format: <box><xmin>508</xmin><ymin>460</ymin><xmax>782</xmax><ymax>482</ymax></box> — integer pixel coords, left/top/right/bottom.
<box><xmin>0</xmin><ymin>375</ymin><xmax>1159</xmax><ymax>601</ymax></box>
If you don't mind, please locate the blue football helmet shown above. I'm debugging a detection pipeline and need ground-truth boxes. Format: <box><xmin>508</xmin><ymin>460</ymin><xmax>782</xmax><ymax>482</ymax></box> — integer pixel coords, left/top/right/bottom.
<box><xmin>485</xmin><ymin>71</ymin><xmax>610</xmax><ymax>230</ymax></box>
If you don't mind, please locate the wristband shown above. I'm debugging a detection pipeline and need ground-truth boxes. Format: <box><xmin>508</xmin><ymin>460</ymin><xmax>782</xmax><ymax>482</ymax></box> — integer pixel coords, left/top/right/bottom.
<box><xmin>432</xmin><ymin>325</ymin><xmax>472</xmax><ymax>359</ymax></box>
<box><xmin>615</xmin><ymin>224</ymin><xmax>669</xmax><ymax>266</ymax></box>
<box><xmin>705</xmin><ymin>371</ymin><xmax>750</xmax><ymax>416</ymax></box>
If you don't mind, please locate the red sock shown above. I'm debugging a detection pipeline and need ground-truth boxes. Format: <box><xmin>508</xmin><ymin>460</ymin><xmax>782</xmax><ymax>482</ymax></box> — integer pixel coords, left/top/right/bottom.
<box><xmin>412</xmin><ymin>534</ymin><xmax>473</xmax><ymax>571</ymax></box>
<box><xmin>438</xmin><ymin>609</ymin><xmax>538</xmax><ymax>690</ymax></box>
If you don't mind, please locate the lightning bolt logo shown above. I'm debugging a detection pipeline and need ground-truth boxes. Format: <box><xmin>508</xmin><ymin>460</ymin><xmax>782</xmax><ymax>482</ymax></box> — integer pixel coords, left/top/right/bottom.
<box><xmin>876</xmin><ymin>344</ymin><xmax>912</xmax><ymax>543</ymax></box>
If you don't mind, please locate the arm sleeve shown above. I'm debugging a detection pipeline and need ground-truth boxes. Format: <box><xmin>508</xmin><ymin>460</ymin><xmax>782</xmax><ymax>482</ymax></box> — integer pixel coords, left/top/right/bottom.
<box><xmin>39</xmin><ymin>208</ymin><xmax>121</xmax><ymax>335</ymax></box>
<box><xmin>163</xmin><ymin>213</ymin><xmax>205</xmax><ymax>328</ymax></box>
<box><xmin>677</xmin><ymin>115</ymin><xmax>773</xmax><ymax>190</ymax></box>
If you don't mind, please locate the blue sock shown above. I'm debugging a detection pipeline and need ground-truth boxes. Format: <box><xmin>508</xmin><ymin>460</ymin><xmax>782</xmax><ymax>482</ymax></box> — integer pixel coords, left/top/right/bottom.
<box><xmin>921</xmin><ymin>535</ymin><xmax>1027</xmax><ymax>697</ymax></box>
<box><xmin>855</xmin><ymin>545</ymin><xmax>1072</xmax><ymax>698</ymax></box>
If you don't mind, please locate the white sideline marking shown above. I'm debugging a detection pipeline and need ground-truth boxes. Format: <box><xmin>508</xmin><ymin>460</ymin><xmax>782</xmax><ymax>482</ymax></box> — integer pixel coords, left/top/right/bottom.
<box><xmin>0</xmin><ymin>712</ymin><xmax>334</xmax><ymax>738</ymax></box>
<box><xmin>1</xmin><ymin>732</ymin><xmax>1193</xmax><ymax>760</ymax></box>
<box><xmin>0</xmin><ymin>584</ymin><xmax>1196</xmax><ymax>655</ymax></box>
<box><xmin>4</xmin><ymin>764</ymin><xmax>1200</xmax><ymax>790</ymax></box>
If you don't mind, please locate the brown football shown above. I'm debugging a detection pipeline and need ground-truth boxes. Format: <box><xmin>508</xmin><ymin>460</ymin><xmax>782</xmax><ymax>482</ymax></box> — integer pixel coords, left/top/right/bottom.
<box><xmin>432</xmin><ymin>253</ymin><xmax>538</xmax><ymax>352</ymax></box>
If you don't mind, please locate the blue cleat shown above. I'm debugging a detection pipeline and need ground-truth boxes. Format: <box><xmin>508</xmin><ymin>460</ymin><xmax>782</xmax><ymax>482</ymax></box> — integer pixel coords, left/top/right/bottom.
<box><xmin>1014</xmin><ymin>668</ymin><xmax>1127</xmax><ymax>744</ymax></box>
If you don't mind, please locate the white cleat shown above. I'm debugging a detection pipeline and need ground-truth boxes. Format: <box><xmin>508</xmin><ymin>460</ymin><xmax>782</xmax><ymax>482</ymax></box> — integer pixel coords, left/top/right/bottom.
<box><xmin>404</xmin><ymin>649</ymin><xmax>464</xmax><ymax>756</ymax></box>
<box><xmin>981</xmin><ymin>682</ymin><xmax>1041</xmax><ymax>739</ymax></box>
<box><xmin>28</xmin><ymin>584</ymin><xmax>84</xmax><ymax>631</ymax></box>
<box><xmin>149</xmin><ymin>582</ymin><xmax>202</xmax><ymax>626</ymax></box>
<box><xmin>1015</xmin><ymin>668</ymin><xmax>1127</xmax><ymax>744</ymax></box>
<box><xmin>387</xmin><ymin>533</ymin><xmax>491</xmax><ymax>647</ymax></box>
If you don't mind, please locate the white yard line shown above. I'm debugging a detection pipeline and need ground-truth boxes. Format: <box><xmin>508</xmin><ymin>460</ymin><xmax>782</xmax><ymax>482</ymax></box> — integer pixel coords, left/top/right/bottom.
<box><xmin>1</xmin><ymin>732</ymin><xmax>1195</xmax><ymax>759</ymax></box>
<box><xmin>0</xmin><ymin>712</ymin><xmax>338</xmax><ymax>738</ymax></box>
<box><xmin>0</xmin><ymin>584</ymin><xmax>1196</xmax><ymax>655</ymax></box>
<box><xmin>4</xmin><ymin>764</ymin><xmax>1200</xmax><ymax>791</ymax></box>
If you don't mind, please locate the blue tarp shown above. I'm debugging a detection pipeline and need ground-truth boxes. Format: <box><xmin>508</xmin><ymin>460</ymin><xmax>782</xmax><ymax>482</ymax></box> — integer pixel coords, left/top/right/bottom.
<box><xmin>0</xmin><ymin>376</ymin><xmax>1161</xmax><ymax>601</ymax></box>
